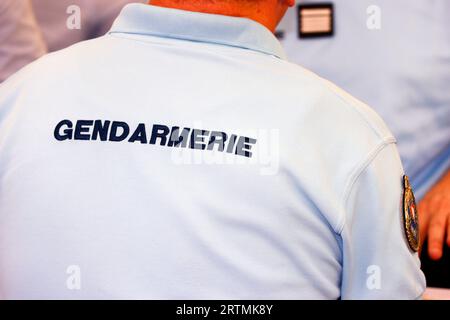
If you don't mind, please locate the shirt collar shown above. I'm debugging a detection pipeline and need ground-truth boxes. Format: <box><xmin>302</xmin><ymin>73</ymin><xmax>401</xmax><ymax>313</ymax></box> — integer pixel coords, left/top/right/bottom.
<box><xmin>109</xmin><ymin>3</ymin><xmax>287</xmax><ymax>60</ymax></box>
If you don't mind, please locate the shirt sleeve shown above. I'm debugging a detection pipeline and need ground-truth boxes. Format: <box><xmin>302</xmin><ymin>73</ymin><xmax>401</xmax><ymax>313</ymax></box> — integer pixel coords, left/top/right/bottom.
<box><xmin>0</xmin><ymin>0</ymin><xmax>47</xmax><ymax>83</ymax></box>
<box><xmin>340</xmin><ymin>141</ymin><xmax>426</xmax><ymax>299</ymax></box>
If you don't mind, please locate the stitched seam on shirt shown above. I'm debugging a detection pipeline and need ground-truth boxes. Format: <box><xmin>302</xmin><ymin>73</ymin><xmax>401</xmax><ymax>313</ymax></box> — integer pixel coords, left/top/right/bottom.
<box><xmin>336</xmin><ymin>137</ymin><xmax>397</xmax><ymax>234</ymax></box>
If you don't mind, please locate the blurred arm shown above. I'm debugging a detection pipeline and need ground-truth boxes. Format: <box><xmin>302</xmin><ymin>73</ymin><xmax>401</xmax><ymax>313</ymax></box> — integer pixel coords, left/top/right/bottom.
<box><xmin>0</xmin><ymin>0</ymin><xmax>47</xmax><ymax>83</ymax></box>
<box><xmin>419</xmin><ymin>168</ymin><xmax>450</xmax><ymax>260</ymax></box>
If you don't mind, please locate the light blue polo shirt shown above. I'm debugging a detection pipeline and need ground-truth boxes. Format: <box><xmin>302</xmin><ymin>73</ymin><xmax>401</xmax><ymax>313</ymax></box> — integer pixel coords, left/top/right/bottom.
<box><xmin>278</xmin><ymin>0</ymin><xmax>450</xmax><ymax>200</ymax></box>
<box><xmin>0</xmin><ymin>3</ymin><xmax>425</xmax><ymax>299</ymax></box>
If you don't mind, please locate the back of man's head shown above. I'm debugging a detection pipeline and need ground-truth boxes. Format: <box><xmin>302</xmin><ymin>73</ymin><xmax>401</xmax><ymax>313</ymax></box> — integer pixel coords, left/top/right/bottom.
<box><xmin>151</xmin><ymin>0</ymin><xmax>295</xmax><ymax>31</ymax></box>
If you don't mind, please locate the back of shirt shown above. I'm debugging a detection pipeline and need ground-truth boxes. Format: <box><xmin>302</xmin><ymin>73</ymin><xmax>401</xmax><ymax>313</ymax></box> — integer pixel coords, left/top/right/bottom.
<box><xmin>0</xmin><ymin>4</ymin><xmax>425</xmax><ymax>299</ymax></box>
<box><xmin>0</xmin><ymin>0</ymin><xmax>47</xmax><ymax>82</ymax></box>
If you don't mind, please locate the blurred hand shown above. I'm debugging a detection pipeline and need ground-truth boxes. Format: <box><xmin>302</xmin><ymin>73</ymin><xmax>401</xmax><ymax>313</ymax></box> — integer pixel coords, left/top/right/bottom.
<box><xmin>419</xmin><ymin>169</ymin><xmax>450</xmax><ymax>260</ymax></box>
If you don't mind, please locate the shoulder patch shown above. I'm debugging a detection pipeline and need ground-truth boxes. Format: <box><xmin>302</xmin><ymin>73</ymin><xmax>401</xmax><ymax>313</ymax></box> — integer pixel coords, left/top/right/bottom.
<box><xmin>403</xmin><ymin>175</ymin><xmax>419</xmax><ymax>252</ymax></box>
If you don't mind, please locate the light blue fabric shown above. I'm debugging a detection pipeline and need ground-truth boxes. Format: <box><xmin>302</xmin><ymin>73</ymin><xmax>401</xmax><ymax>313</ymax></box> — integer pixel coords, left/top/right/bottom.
<box><xmin>278</xmin><ymin>0</ymin><xmax>450</xmax><ymax>200</ymax></box>
<box><xmin>0</xmin><ymin>3</ymin><xmax>425</xmax><ymax>299</ymax></box>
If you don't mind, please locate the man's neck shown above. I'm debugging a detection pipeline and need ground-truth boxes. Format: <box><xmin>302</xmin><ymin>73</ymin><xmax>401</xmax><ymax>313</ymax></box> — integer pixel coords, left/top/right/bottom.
<box><xmin>150</xmin><ymin>0</ymin><xmax>280</xmax><ymax>32</ymax></box>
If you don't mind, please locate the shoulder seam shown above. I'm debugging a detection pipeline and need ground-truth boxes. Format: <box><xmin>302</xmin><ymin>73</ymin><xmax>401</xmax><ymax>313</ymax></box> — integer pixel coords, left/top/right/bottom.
<box><xmin>274</xmin><ymin>64</ymin><xmax>392</xmax><ymax>141</ymax></box>
<box><xmin>336</xmin><ymin>137</ymin><xmax>397</xmax><ymax>234</ymax></box>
